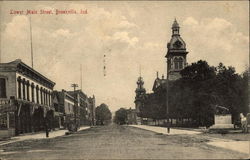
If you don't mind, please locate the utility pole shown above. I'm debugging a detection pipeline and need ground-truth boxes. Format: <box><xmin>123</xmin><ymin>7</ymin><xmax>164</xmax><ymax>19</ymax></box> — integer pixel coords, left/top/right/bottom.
<box><xmin>166</xmin><ymin>73</ymin><xmax>170</xmax><ymax>133</ymax></box>
<box><xmin>80</xmin><ymin>64</ymin><xmax>82</xmax><ymax>90</ymax></box>
<box><xmin>29</xmin><ymin>15</ymin><xmax>34</xmax><ymax>68</ymax></box>
<box><xmin>71</xmin><ymin>83</ymin><xmax>78</xmax><ymax>131</ymax></box>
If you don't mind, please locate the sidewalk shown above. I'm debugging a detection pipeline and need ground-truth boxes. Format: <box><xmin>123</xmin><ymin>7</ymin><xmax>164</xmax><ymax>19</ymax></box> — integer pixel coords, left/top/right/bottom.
<box><xmin>0</xmin><ymin>126</ymin><xmax>90</xmax><ymax>146</ymax></box>
<box><xmin>130</xmin><ymin>125</ymin><xmax>201</xmax><ymax>135</ymax></box>
<box><xmin>207</xmin><ymin>141</ymin><xmax>250</xmax><ymax>155</ymax></box>
<box><xmin>129</xmin><ymin>125</ymin><xmax>250</xmax><ymax>156</ymax></box>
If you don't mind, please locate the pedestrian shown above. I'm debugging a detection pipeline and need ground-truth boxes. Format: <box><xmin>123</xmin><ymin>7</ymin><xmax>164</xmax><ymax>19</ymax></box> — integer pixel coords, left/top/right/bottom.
<box><xmin>45</xmin><ymin>119</ymin><xmax>49</xmax><ymax>138</ymax></box>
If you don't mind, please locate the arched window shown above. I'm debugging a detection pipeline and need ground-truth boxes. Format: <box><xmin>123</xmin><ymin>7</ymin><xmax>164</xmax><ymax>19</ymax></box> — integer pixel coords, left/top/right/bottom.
<box><xmin>173</xmin><ymin>57</ymin><xmax>184</xmax><ymax>70</ymax></box>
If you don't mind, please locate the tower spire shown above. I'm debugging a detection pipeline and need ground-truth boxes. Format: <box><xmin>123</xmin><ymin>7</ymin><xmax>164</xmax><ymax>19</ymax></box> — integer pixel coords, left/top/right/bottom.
<box><xmin>172</xmin><ymin>18</ymin><xmax>180</xmax><ymax>36</ymax></box>
<box><xmin>139</xmin><ymin>65</ymin><xmax>141</xmax><ymax>77</ymax></box>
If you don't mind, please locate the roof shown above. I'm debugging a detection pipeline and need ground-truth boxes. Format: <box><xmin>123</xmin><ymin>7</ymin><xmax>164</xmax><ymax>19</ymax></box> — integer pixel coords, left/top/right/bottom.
<box><xmin>167</xmin><ymin>35</ymin><xmax>186</xmax><ymax>50</ymax></box>
<box><xmin>0</xmin><ymin>59</ymin><xmax>55</xmax><ymax>88</ymax></box>
<box><xmin>152</xmin><ymin>77</ymin><xmax>167</xmax><ymax>92</ymax></box>
<box><xmin>172</xmin><ymin>19</ymin><xmax>180</xmax><ymax>29</ymax></box>
<box><xmin>67</xmin><ymin>89</ymin><xmax>87</xmax><ymax>99</ymax></box>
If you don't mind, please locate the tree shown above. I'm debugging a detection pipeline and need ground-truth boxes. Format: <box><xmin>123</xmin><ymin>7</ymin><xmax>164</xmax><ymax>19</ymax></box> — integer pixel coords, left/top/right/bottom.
<box><xmin>213</xmin><ymin>63</ymin><xmax>249</xmax><ymax>122</ymax></box>
<box><xmin>136</xmin><ymin>60</ymin><xmax>248</xmax><ymax>127</ymax></box>
<box><xmin>114</xmin><ymin>108</ymin><xmax>127</xmax><ymax>125</ymax></box>
<box><xmin>95</xmin><ymin>103</ymin><xmax>112</xmax><ymax>125</ymax></box>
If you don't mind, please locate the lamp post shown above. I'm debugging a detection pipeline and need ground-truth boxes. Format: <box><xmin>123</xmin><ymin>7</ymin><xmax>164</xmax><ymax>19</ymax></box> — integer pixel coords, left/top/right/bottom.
<box><xmin>166</xmin><ymin>76</ymin><xmax>170</xmax><ymax>133</ymax></box>
<box><xmin>71</xmin><ymin>83</ymin><xmax>78</xmax><ymax>132</ymax></box>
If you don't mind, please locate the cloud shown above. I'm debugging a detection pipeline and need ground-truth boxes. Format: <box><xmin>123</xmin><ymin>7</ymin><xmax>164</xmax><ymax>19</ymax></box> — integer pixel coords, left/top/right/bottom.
<box><xmin>4</xmin><ymin>15</ymin><xmax>29</xmax><ymax>39</ymax></box>
<box><xmin>117</xmin><ymin>20</ymin><xmax>138</xmax><ymax>29</ymax></box>
<box><xmin>107</xmin><ymin>31</ymin><xmax>139</xmax><ymax>46</ymax></box>
<box><xmin>183</xmin><ymin>17</ymin><xmax>198</xmax><ymax>26</ymax></box>
<box><xmin>52</xmin><ymin>29</ymin><xmax>72</xmax><ymax>37</ymax></box>
<box><xmin>183</xmin><ymin>17</ymin><xmax>249</xmax><ymax>72</ymax></box>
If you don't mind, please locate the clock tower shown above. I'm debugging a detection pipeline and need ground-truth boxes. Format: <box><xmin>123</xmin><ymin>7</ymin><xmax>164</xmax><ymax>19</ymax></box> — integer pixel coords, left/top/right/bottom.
<box><xmin>165</xmin><ymin>19</ymin><xmax>188</xmax><ymax>81</ymax></box>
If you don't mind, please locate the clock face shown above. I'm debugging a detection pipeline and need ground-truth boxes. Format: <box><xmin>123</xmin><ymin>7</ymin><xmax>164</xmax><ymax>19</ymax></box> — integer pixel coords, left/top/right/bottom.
<box><xmin>174</xmin><ymin>40</ymin><xmax>182</xmax><ymax>48</ymax></box>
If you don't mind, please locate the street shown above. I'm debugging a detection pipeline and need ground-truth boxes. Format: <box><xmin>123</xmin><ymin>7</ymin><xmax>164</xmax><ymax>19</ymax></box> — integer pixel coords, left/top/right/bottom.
<box><xmin>0</xmin><ymin>124</ymin><xmax>248</xmax><ymax>159</ymax></box>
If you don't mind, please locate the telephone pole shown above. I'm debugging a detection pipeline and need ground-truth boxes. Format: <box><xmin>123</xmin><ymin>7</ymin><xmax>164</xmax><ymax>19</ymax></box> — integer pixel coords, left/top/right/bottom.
<box><xmin>166</xmin><ymin>71</ymin><xmax>170</xmax><ymax>133</ymax></box>
<box><xmin>71</xmin><ymin>83</ymin><xmax>78</xmax><ymax>131</ymax></box>
<box><xmin>80</xmin><ymin>64</ymin><xmax>82</xmax><ymax>90</ymax></box>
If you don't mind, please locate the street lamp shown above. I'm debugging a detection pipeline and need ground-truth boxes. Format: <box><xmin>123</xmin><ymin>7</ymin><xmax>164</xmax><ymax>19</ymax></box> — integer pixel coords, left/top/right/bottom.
<box><xmin>71</xmin><ymin>83</ymin><xmax>78</xmax><ymax>132</ymax></box>
<box><xmin>166</xmin><ymin>76</ymin><xmax>170</xmax><ymax>133</ymax></box>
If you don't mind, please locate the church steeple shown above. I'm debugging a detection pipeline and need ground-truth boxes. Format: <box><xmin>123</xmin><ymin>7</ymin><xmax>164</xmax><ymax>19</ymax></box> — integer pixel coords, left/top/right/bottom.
<box><xmin>136</xmin><ymin>76</ymin><xmax>146</xmax><ymax>96</ymax></box>
<box><xmin>166</xmin><ymin>19</ymin><xmax>189</xmax><ymax>81</ymax></box>
<box><xmin>134</xmin><ymin>75</ymin><xmax>146</xmax><ymax>117</ymax></box>
<box><xmin>172</xmin><ymin>18</ymin><xmax>180</xmax><ymax>36</ymax></box>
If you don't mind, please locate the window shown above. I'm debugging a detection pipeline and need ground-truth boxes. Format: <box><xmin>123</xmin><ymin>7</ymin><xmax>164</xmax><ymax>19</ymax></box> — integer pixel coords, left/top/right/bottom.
<box><xmin>68</xmin><ymin>103</ymin><xmax>71</xmax><ymax>112</ymax></box>
<box><xmin>54</xmin><ymin>103</ymin><xmax>59</xmax><ymax>112</ymax></box>
<box><xmin>26</xmin><ymin>81</ymin><xmax>30</xmax><ymax>101</ymax></box>
<box><xmin>17</xmin><ymin>78</ymin><xmax>21</xmax><ymax>99</ymax></box>
<box><xmin>0</xmin><ymin>78</ymin><xmax>7</xmax><ymax>98</ymax></box>
<box><xmin>48</xmin><ymin>92</ymin><xmax>51</xmax><ymax>106</ymax></box>
<box><xmin>36</xmin><ymin>86</ymin><xmax>39</xmax><ymax>104</ymax></box>
<box><xmin>31</xmin><ymin>84</ymin><xmax>34</xmax><ymax>102</ymax></box>
<box><xmin>173</xmin><ymin>57</ymin><xmax>184</xmax><ymax>70</ymax></box>
<box><xmin>0</xmin><ymin>114</ymin><xmax>7</xmax><ymax>129</ymax></box>
<box><xmin>22</xmin><ymin>79</ymin><xmax>26</xmax><ymax>100</ymax></box>
<box><xmin>40</xmin><ymin>88</ymin><xmax>43</xmax><ymax>104</ymax></box>
<box><xmin>44</xmin><ymin>90</ymin><xmax>47</xmax><ymax>105</ymax></box>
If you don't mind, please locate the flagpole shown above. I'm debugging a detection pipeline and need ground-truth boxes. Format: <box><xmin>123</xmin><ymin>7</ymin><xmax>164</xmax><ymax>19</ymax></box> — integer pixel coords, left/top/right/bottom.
<box><xmin>29</xmin><ymin>15</ymin><xmax>34</xmax><ymax>68</ymax></box>
<box><xmin>80</xmin><ymin>64</ymin><xmax>82</xmax><ymax>90</ymax></box>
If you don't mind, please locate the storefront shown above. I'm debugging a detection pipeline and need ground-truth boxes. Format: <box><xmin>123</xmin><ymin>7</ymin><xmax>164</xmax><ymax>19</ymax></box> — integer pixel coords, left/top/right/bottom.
<box><xmin>0</xmin><ymin>99</ymin><xmax>16</xmax><ymax>138</ymax></box>
<box><xmin>0</xmin><ymin>98</ymin><xmax>55</xmax><ymax>138</ymax></box>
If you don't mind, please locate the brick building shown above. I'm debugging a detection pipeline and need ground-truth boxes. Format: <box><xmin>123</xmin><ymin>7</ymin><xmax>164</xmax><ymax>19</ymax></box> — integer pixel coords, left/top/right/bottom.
<box><xmin>88</xmin><ymin>95</ymin><xmax>96</xmax><ymax>126</ymax></box>
<box><xmin>0</xmin><ymin>59</ymin><xmax>55</xmax><ymax>138</ymax></box>
<box><xmin>126</xmin><ymin>108</ymin><xmax>137</xmax><ymax>125</ymax></box>
<box><xmin>53</xmin><ymin>90</ymin><xmax>80</xmax><ymax>131</ymax></box>
<box><xmin>67</xmin><ymin>90</ymin><xmax>96</xmax><ymax>126</ymax></box>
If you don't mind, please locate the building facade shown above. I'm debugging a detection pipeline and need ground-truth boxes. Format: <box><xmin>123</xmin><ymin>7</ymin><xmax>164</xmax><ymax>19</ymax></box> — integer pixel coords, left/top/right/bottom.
<box><xmin>135</xmin><ymin>19</ymin><xmax>189</xmax><ymax>125</ymax></box>
<box><xmin>52</xmin><ymin>90</ymin><xmax>80</xmax><ymax>131</ymax></box>
<box><xmin>88</xmin><ymin>95</ymin><xmax>96</xmax><ymax>126</ymax></box>
<box><xmin>67</xmin><ymin>90</ymin><xmax>96</xmax><ymax>126</ymax></box>
<box><xmin>127</xmin><ymin>108</ymin><xmax>137</xmax><ymax>125</ymax></box>
<box><xmin>134</xmin><ymin>76</ymin><xmax>146</xmax><ymax>124</ymax></box>
<box><xmin>0</xmin><ymin>59</ymin><xmax>55</xmax><ymax>138</ymax></box>
<box><xmin>166</xmin><ymin>19</ymin><xmax>188</xmax><ymax>81</ymax></box>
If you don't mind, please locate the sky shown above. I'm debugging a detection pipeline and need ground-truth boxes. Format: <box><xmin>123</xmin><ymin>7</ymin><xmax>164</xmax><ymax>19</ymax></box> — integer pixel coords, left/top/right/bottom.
<box><xmin>0</xmin><ymin>1</ymin><xmax>249</xmax><ymax>112</ymax></box>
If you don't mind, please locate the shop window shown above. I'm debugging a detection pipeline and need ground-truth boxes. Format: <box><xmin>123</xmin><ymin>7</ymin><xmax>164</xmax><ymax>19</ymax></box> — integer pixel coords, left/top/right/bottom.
<box><xmin>0</xmin><ymin>78</ymin><xmax>7</xmax><ymax>98</ymax></box>
<box><xmin>0</xmin><ymin>114</ymin><xmax>7</xmax><ymax>129</ymax></box>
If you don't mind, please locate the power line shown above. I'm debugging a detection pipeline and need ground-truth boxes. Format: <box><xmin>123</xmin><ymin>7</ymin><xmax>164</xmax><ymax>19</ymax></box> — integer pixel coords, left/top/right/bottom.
<box><xmin>103</xmin><ymin>54</ymin><xmax>106</xmax><ymax>76</ymax></box>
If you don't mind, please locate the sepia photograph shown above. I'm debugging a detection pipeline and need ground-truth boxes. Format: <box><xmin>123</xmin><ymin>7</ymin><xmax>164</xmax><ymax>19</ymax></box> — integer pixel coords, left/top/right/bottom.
<box><xmin>0</xmin><ymin>0</ymin><xmax>249</xmax><ymax>159</ymax></box>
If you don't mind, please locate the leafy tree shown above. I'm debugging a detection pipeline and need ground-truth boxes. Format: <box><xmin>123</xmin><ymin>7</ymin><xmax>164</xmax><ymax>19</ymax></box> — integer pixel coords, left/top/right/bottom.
<box><xmin>95</xmin><ymin>103</ymin><xmax>112</xmax><ymax>125</ymax></box>
<box><xmin>137</xmin><ymin>60</ymin><xmax>248</xmax><ymax>127</ymax></box>
<box><xmin>114</xmin><ymin>108</ymin><xmax>128</xmax><ymax>125</ymax></box>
